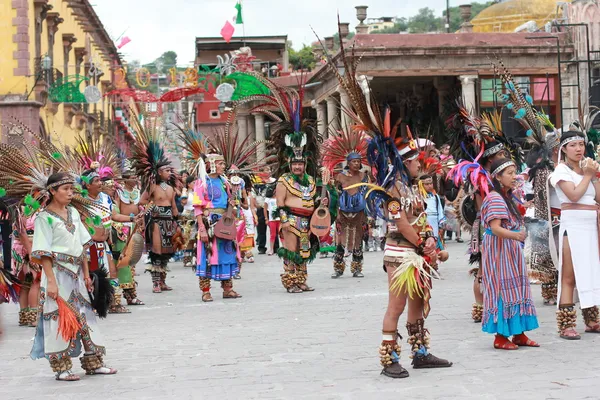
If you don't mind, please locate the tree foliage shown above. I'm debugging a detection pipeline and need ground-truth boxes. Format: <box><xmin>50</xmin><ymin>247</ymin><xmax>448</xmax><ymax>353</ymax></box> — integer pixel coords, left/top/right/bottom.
<box><xmin>367</xmin><ymin>1</ymin><xmax>493</xmax><ymax>34</ymax></box>
<box><xmin>288</xmin><ymin>43</ymin><xmax>316</xmax><ymax>70</ymax></box>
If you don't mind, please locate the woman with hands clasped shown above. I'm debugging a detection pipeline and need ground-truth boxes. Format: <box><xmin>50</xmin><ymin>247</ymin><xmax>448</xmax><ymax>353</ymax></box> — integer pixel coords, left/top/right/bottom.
<box><xmin>30</xmin><ymin>172</ymin><xmax>117</xmax><ymax>381</ymax></box>
<box><xmin>481</xmin><ymin>158</ymin><xmax>539</xmax><ymax>350</ymax></box>
<box><xmin>550</xmin><ymin>131</ymin><xmax>600</xmax><ymax>340</ymax></box>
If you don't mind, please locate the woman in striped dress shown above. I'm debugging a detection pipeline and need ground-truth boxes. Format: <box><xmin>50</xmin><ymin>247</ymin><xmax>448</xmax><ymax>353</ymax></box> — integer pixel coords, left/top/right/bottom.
<box><xmin>481</xmin><ymin>158</ymin><xmax>540</xmax><ymax>350</ymax></box>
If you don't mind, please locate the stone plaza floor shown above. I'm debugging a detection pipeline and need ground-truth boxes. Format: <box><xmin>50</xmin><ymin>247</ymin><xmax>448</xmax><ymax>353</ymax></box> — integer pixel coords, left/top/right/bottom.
<box><xmin>1</xmin><ymin>240</ymin><xmax>599</xmax><ymax>400</ymax></box>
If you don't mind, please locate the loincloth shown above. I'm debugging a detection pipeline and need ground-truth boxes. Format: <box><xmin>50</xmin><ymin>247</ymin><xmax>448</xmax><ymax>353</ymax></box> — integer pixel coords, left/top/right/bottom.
<box><xmin>336</xmin><ymin>211</ymin><xmax>366</xmax><ymax>251</ymax></box>
<box><xmin>150</xmin><ymin>206</ymin><xmax>176</xmax><ymax>254</ymax></box>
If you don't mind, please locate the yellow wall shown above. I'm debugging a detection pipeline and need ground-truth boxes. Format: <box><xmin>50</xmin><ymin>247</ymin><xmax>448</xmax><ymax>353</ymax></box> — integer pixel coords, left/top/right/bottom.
<box><xmin>0</xmin><ymin>2</ymin><xmax>18</xmax><ymax>94</ymax></box>
<box><xmin>472</xmin><ymin>0</ymin><xmax>572</xmax><ymax>33</ymax></box>
<box><xmin>0</xmin><ymin>0</ymin><xmax>119</xmax><ymax>147</ymax></box>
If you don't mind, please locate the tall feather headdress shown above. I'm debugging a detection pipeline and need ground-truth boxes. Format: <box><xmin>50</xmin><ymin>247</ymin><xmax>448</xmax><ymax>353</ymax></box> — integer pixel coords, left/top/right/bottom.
<box><xmin>321</xmin><ymin>126</ymin><xmax>369</xmax><ymax>173</ymax></box>
<box><xmin>0</xmin><ymin>122</ymin><xmax>106</xmax><ymax>220</ymax></box>
<box><xmin>208</xmin><ymin>125</ymin><xmax>274</xmax><ymax>176</ymax></box>
<box><xmin>175</xmin><ymin>121</ymin><xmax>208</xmax><ymax>183</ymax></box>
<box><xmin>226</xmin><ymin>71</ymin><xmax>320</xmax><ymax>178</ymax></box>
<box><xmin>130</xmin><ymin>114</ymin><xmax>172</xmax><ymax>192</ymax></box>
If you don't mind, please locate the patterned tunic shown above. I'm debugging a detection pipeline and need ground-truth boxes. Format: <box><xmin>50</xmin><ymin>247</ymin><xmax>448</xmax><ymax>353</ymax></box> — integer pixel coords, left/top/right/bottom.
<box><xmin>481</xmin><ymin>192</ymin><xmax>538</xmax><ymax>335</ymax></box>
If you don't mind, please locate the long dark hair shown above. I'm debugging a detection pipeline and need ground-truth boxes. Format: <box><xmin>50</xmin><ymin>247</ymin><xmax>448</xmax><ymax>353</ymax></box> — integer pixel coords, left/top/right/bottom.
<box><xmin>489</xmin><ymin>158</ymin><xmax>522</xmax><ymax>222</ymax></box>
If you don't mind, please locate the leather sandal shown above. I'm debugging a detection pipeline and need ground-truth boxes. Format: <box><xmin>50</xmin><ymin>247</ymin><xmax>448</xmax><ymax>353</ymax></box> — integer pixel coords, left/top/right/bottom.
<box><xmin>223</xmin><ymin>290</ymin><xmax>242</xmax><ymax>299</ymax></box>
<box><xmin>297</xmin><ymin>284</ymin><xmax>315</xmax><ymax>292</ymax></box>
<box><xmin>202</xmin><ymin>292</ymin><xmax>213</xmax><ymax>302</ymax></box>
<box><xmin>286</xmin><ymin>286</ymin><xmax>303</xmax><ymax>293</ymax></box>
<box><xmin>108</xmin><ymin>305</ymin><xmax>131</xmax><ymax>314</ymax></box>
<box><xmin>511</xmin><ymin>333</ymin><xmax>540</xmax><ymax>347</ymax></box>
<box><xmin>559</xmin><ymin>328</ymin><xmax>581</xmax><ymax>340</ymax></box>
<box><xmin>494</xmin><ymin>335</ymin><xmax>519</xmax><ymax>350</ymax></box>
<box><xmin>55</xmin><ymin>370</ymin><xmax>80</xmax><ymax>381</ymax></box>
<box><xmin>585</xmin><ymin>323</ymin><xmax>600</xmax><ymax>333</ymax></box>
<box><xmin>90</xmin><ymin>366</ymin><xmax>118</xmax><ymax>375</ymax></box>
<box><xmin>127</xmin><ymin>298</ymin><xmax>145</xmax><ymax>306</ymax></box>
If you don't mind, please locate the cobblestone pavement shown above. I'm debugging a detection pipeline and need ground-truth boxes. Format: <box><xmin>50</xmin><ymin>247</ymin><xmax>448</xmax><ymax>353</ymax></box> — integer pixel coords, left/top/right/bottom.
<box><xmin>1</xmin><ymin>240</ymin><xmax>599</xmax><ymax>400</ymax></box>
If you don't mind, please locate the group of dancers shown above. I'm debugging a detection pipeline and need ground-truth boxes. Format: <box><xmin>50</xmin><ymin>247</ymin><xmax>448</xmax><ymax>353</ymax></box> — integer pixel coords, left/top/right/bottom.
<box><xmin>1</xmin><ymin>35</ymin><xmax>600</xmax><ymax>382</ymax></box>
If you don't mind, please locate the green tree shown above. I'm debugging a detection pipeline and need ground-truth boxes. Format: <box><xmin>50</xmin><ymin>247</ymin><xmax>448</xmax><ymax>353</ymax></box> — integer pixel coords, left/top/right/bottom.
<box><xmin>443</xmin><ymin>1</ymin><xmax>494</xmax><ymax>31</ymax></box>
<box><xmin>407</xmin><ymin>7</ymin><xmax>442</xmax><ymax>33</ymax></box>
<box><xmin>333</xmin><ymin>31</ymin><xmax>356</xmax><ymax>48</ymax></box>
<box><xmin>288</xmin><ymin>42</ymin><xmax>316</xmax><ymax>70</ymax></box>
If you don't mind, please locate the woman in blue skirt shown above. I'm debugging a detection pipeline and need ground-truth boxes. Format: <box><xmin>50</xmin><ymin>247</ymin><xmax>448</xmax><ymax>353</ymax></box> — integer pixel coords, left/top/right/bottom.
<box><xmin>481</xmin><ymin>158</ymin><xmax>540</xmax><ymax>350</ymax></box>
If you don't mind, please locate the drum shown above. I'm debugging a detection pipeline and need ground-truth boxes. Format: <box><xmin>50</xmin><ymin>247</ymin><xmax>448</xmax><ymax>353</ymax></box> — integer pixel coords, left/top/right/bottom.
<box><xmin>117</xmin><ymin>265</ymin><xmax>133</xmax><ymax>286</ymax></box>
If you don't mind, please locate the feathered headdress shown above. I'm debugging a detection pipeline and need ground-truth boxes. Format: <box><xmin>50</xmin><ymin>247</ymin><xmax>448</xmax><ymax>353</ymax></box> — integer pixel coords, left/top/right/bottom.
<box><xmin>226</xmin><ymin>72</ymin><xmax>320</xmax><ymax>178</ymax></box>
<box><xmin>321</xmin><ymin>126</ymin><xmax>368</xmax><ymax>173</ymax></box>
<box><xmin>72</xmin><ymin>133</ymin><xmax>122</xmax><ymax>180</ymax></box>
<box><xmin>0</xmin><ymin>121</ymin><xmax>106</xmax><ymax>220</ymax></box>
<box><xmin>316</xmin><ymin>18</ymin><xmax>410</xmax><ymax>191</ymax></box>
<box><xmin>130</xmin><ymin>114</ymin><xmax>172</xmax><ymax>192</ymax></box>
<box><xmin>175</xmin><ymin>121</ymin><xmax>208</xmax><ymax>182</ymax></box>
<box><xmin>491</xmin><ymin>58</ymin><xmax>552</xmax><ymax>169</ymax></box>
<box><xmin>207</xmin><ymin>125</ymin><xmax>273</xmax><ymax>176</ymax></box>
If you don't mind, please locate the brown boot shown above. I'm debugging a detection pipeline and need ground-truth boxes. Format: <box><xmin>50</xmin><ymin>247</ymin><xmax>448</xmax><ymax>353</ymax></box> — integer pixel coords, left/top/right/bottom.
<box><xmin>406</xmin><ymin>319</ymin><xmax>452</xmax><ymax>369</ymax></box>
<box><xmin>379</xmin><ymin>330</ymin><xmax>409</xmax><ymax>379</ymax></box>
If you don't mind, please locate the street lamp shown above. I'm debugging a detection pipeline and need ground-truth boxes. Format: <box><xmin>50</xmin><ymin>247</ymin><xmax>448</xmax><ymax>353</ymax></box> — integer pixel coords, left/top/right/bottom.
<box><xmin>41</xmin><ymin>54</ymin><xmax>52</xmax><ymax>83</ymax></box>
<box><xmin>218</xmin><ymin>102</ymin><xmax>226</xmax><ymax>113</ymax></box>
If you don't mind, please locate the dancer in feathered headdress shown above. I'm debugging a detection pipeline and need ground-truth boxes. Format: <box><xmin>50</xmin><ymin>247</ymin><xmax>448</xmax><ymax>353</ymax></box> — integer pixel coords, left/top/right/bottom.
<box><xmin>492</xmin><ymin>58</ymin><xmax>562</xmax><ymax>306</ymax></box>
<box><xmin>69</xmin><ymin>133</ymin><xmax>131</xmax><ymax>314</ymax></box>
<box><xmin>110</xmin><ymin>164</ymin><xmax>145</xmax><ymax>308</ymax></box>
<box><xmin>446</xmin><ymin>95</ymin><xmax>524</xmax><ymax>324</ymax></box>
<box><xmin>323</xmin><ymin>126</ymin><xmax>370</xmax><ymax>279</ymax></box>
<box><xmin>176</xmin><ymin>123</ymin><xmax>243</xmax><ymax>302</ymax></box>
<box><xmin>315</xmin><ymin>18</ymin><xmax>452</xmax><ymax>378</ymax></box>
<box><xmin>226</xmin><ymin>71</ymin><xmax>335</xmax><ymax>294</ymax></box>
<box><xmin>0</xmin><ymin>126</ymin><xmax>118</xmax><ymax>380</ymax></box>
<box><xmin>131</xmin><ymin>115</ymin><xmax>179</xmax><ymax>294</ymax></box>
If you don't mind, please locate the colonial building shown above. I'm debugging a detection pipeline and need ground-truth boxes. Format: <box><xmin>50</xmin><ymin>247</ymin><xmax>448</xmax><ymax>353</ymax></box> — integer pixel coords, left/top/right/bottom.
<box><xmin>305</xmin><ymin>1</ymin><xmax>600</xmax><ymax>143</ymax></box>
<box><xmin>193</xmin><ymin>35</ymin><xmax>288</xmax><ymax>140</ymax></box>
<box><xmin>0</xmin><ymin>0</ymin><xmax>129</xmax><ymax>147</ymax></box>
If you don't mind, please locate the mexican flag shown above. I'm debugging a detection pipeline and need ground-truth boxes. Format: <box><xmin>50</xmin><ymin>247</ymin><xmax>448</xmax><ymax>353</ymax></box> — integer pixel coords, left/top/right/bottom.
<box><xmin>235</xmin><ymin>1</ymin><xmax>243</xmax><ymax>24</ymax></box>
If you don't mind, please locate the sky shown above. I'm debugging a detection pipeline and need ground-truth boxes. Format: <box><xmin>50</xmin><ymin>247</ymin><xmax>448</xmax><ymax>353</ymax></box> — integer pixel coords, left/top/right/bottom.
<box><xmin>92</xmin><ymin>0</ymin><xmax>457</xmax><ymax>66</ymax></box>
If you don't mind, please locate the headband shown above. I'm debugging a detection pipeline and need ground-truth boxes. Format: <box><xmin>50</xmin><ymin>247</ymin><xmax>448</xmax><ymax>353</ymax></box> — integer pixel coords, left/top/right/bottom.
<box><xmin>491</xmin><ymin>160</ymin><xmax>515</xmax><ymax>176</ymax></box>
<box><xmin>84</xmin><ymin>171</ymin><xmax>100</xmax><ymax>181</ymax></box>
<box><xmin>346</xmin><ymin>152</ymin><xmax>362</xmax><ymax>162</ymax></box>
<box><xmin>483</xmin><ymin>143</ymin><xmax>505</xmax><ymax>158</ymax></box>
<box><xmin>560</xmin><ymin>135</ymin><xmax>585</xmax><ymax>147</ymax></box>
<box><xmin>47</xmin><ymin>178</ymin><xmax>75</xmax><ymax>190</ymax></box>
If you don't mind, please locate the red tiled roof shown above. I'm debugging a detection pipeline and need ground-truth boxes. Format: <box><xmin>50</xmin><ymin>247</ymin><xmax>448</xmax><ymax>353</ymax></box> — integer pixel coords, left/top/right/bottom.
<box><xmin>271</xmin><ymin>71</ymin><xmax>316</xmax><ymax>87</ymax></box>
<box><xmin>352</xmin><ymin>32</ymin><xmax>564</xmax><ymax>49</ymax></box>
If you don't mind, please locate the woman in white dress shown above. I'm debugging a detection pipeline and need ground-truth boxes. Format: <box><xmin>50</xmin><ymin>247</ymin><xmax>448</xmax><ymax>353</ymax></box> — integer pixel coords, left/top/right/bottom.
<box><xmin>549</xmin><ymin>131</ymin><xmax>600</xmax><ymax>340</ymax></box>
<box><xmin>30</xmin><ymin>173</ymin><xmax>117</xmax><ymax>381</ymax></box>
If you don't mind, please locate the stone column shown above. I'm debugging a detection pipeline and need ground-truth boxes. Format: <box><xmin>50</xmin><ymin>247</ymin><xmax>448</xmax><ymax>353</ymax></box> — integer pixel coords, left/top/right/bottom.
<box><xmin>254</xmin><ymin>114</ymin><xmax>266</xmax><ymax>160</ymax></box>
<box><xmin>326</xmin><ymin>96</ymin><xmax>339</xmax><ymax>136</ymax></box>
<box><xmin>339</xmin><ymin>90</ymin><xmax>351</xmax><ymax>131</ymax></box>
<box><xmin>46</xmin><ymin>13</ymin><xmax>63</xmax><ymax>75</ymax></box>
<box><xmin>237</xmin><ymin>112</ymin><xmax>248</xmax><ymax>143</ymax></box>
<box><xmin>316</xmin><ymin>101</ymin><xmax>327</xmax><ymax>138</ymax></box>
<box><xmin>246</xmin><ymin>114</ymin><xmax>255</xmax><ymax>141</ymax></box>
<box><xmin>62</xmin><ymin>34</ymin><xmax>77</xmax><ymax>77</ymax></box>
<box><xmin>74</xmin><ymin>47</ymin><xmax>87</xmax><ymax>77</ymax></box>
<box><xmin>460</xmin><ymin>75</ymin><xmax>478</xmax><ymax>113</ymax></box>
<box><xmin>434</xmin><ymin>76</ymin><xmax>455</xmax><ymax>115</ymax></box>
